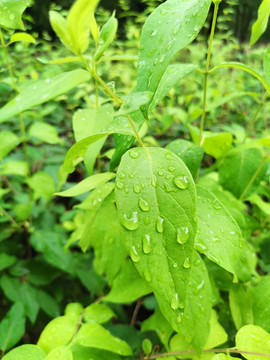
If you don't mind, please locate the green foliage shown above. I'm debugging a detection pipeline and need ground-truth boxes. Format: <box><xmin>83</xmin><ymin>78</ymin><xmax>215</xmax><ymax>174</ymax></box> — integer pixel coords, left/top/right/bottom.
<box><xmin>0</xmin><ymin>0</ymin><xmax>270</xmax><ymax>359</ymax></box>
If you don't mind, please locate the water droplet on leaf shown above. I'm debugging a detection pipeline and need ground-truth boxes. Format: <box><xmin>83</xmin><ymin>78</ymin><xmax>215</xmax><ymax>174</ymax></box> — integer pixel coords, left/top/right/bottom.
<box><xmin>121</xmin><ymin>212</ymin><xmax>139</xmax><ymax>231</ymax></box>
<box><xmin>130</xmin><ymin>246</ymin><xmax>140</xmax><ymax>262</ymax></box>
<box><xmin>176</xmin><ymin>227</ymin><xmax>189</xmax><ymax>244</ymax></box>
<box><xmin>171</xmin><ymin>293</ymin><xmax>179</xmax><ymax>310</ymax></box>
<box><xmin>183</xmin><ymin>257</ymin><xmax>191</xmax><ymax>268</ymax></box>
<box><xmin>156</xmin><ymin>216</ymin><xmax>164</xmax><ymax>233</ymax></box>
<box><xmin>143</xmin><ymin>234</ymin><xmax>151</xmax><ymax>254</ymax></box>
<box><xmin>174</xmin><ymin>175</ymin><xmax>189</xmax><ymax>189</ymax></box>
<box><xmin>139</xmin><ymin>198</ymin><xmax>150</xmax><ymax>212</ymax></box>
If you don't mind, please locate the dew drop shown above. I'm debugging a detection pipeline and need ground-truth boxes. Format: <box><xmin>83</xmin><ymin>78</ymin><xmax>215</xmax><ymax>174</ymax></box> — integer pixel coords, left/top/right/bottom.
<box><xmin>144</xmin><ymin>216</ymin><xmax>151</xmax><ymax>226</ymax></box>
<box><xmin>119</xmin><ymin>171</ymin><xmax>126</xmax><ymax>179</ymax></box>
<box><xmin>151</xmin><ymin>174</ymin><xmax>157</xmax><ymax>187</ymax></box>
<box><xmin>151</xmin><ymin>29</ymin><xmax>158</xmax><ymax>36</ymax></box>
<box><xmin>176</xmin><ymin>227</ymin><xmax>189</xmax><ymax>244</ymax></box>
<box><xmin>159</xmin><ymin>54</ymin><xmax>166</xmax><ymax>63</ymax></box>
<box><xmin>121</xmin><ymin>212</ymin><xmax>139</xmax><ymax>231</ymax></box>
<box><xmin>143</xmin><ymin>234</ymin><xmax>151</xmax><ymax>254</ymax></box>
<box><xmin>129</xmin><ymin>149</ymin><xmax>140</xmax><ymax>159</ymax></box>
<box><xmin>169</xmin><ymin>166</ymin><xmax>176</xmax><ymax>172</ymax></box>
<box><xmin>177</xmin><ymin>313</ymin><xmax>183</xmax><ymax>323</ymax></box>
<box><xmin>161</xmin><ymin>9</ymin><xmax>169</xmax><ymax>15</ymax></box>
<box><xmin>183</xmin><ymin>257</ymin><xmax>191</xmax><ymax>269</ymax></box>
<box><xmin>124</xmin><ymin>187</ymin><xmax>129</xmax><ymax>194</ymax></box>
<box><xmin>171</xmin><ymin>293</ymin><xmax>179</xmax><ymax>310</ymax></box>
<box><xmin>116</xmin><ymin>181</ymin><xmax>124</xmax><ymax>190</ymax></box>
<box><xmin>164</xmin><ymin>182</ymin><xmax>175</xmax><ymax>192</ymax></box>
<box><xmin>133</xmin><ymin>184</ymin><xmax>141</xmax><ymax>193</ymax></box>
<box><xmin>165</xmin><ymin>175</ymin><xmax>171</xmax><ymax>180</ymax></box>
<box><xmin>156</xmin><ymin>216</ymin><xmax>164</xmax><ymax>233</ymax></box>
<box><xmin>9</xmin><ymin>13</ymin><xmax>15</xmax><ymax>20</ymax></box>
<box><xmin>165</xmin><ymin>151</ymin><xmax>174</xmax><ymax>160</ymax></box>
<box><xmin>173</xmin><ymin>263</ymin><xmax>178</xmax><ymax>268</ymax></box>
<box><xmin>158</xmin><ymin>171</ymin><xmax>164</xmax><ymax>176</ymax></box>
<box><xmin>174</xmin><ymin>175</ymin><xmax>189</xmax><ymax>189</ymax></box>
<box><xmin>139</xmin><ymin>198</ymin><xmax>150</xmax><ymax>212</ymax></box>
<box><xmin>130</xmin><ymin>246</ymin><xmax>140</xmax><ymax>262</ymax></box>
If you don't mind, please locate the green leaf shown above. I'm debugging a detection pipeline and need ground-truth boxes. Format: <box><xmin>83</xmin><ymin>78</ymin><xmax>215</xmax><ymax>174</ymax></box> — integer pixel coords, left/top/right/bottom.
<box><xmin>166</xmin><ymin>139</ymin><xmax>204</xmax><ymax>178</ymax></box>
<box><xmin>0</xmin><ymin>303</ymin><xmax>25</xmax><ymax>352</ymax></box>
<box><xmin>0</xmin><ymin>0</ymin><xmax>29</xmax><ymax>30</ymax></box>
<box><xmin>250</xmin><ymin>0</ymin><xmax>270</xmax><ymax>46</ymax></box>
<box><xmin>211</xmin><ymin>62</ymin><xmax>270</xmax><ymax>95</ymax></box>
<box><xmin>2</xmin><ymin>345</ymin><xmax>46</xmax><ymax>360</ymax></box>
<box><xmin>229</xmin><ymin>285</ymin><xmax>253</xmax><ymax>330</ymax></box>
<box><xmin>141</xmin><ymin>307</ymin><xmax>174</xmax><ymax>346</ymax></box>
<box><xmin>28</xmin><ymin>122</ymin><xmax>62</xmax><ymax>145</ymax></box>
<box><xmin>0</xmin><ymin>70</ymin><xmax>90</xmax><ymax>123</ymax></box>
<box><xmin>0</xmin><ymin>253</ymin><xmax>17</xmax><ymax>271</ymax></box>
<box><xmin>157</xmin><ymin>252</ymin><xmax>212</xmax><ymax>352</ymax></box>
<box><xmin>46</xmin><ymin>346</ymin><xmax>73</xmax><ymax>360</ymax></box>
<box><xmin>55</xmin><ymin>173</ymin><xmax>115</xmax><ymax>197</ymax></box>
<box><xmin>0</xmin><ymin>161</ymin><xmax>28</xmax><ymax>177</ymax></box>
<box><xmin>196</xmin><ymin>186</ymin><xmax>251</xmax><ymax>281</ymax></box>
<box><xmin>9</xmin><ymin>32</ymin><xmax>36</xmax><ymax>44</ymax></box>
<box><xmin>71</xmin><ymin>344</ymin><xmax>121</xmax><ymax>360</ymax></box>
<box><xmin>49</xmin><ymin>11</ymin><xmax>73</xmax><ymax>52</ymax></box>
<box><xmin>37</xmin><ymin>316</ymin><xmax>78</xmax><ymax>354</ymax></box>
<box><xmin>250</xmin><ymin>276</ymin><xmax>270</xmax><ymax>333</ymax></box>
<box><xmin>247</xmin><ymin>193</ymin><xmax>270</xmax><ymax>216</ymax></box>
<box><xmin>37</xmin><ymin>290</ymin><xmax>60</xmax><ymax>318</ymax></box>
<box><xmin>84</xmin><ymin>304</ymin><xmax>115</xmax><ymax>324</ymax></box>
<box><xmin>149</xmin><ymin>64</ymin><xmax>197</xmax><ymax>112</ymax></box>
<box><xmin>63</xmin><ymin>130</ymin><xmax>134</xmax><ymax>174</ymax></box>
<box><xmin>76</xmin><ymin>322</ymin><xmax>132</xmax><ymax>356</ymax></box>
<box><xmin>264</xmin><ymin>47</ymin><xmax>270</xmax><ymax>83</ymax></box>
<box><xmin>115</xmin><ymin>147</ymin><xmax>197</xmax><ymax>331</ymax></box>
<box><xmin>105</xmin><ymin>260</ymin><xmax>152</xmax><ymax>303</ymax></box>
<box><xmin>72</xmin><ymin>105</ymin><xmax>114</xmax><ymax>174</ymax></box>
<box><xmin>137</xmin><ymin>0</ymin><xmax>211</xmax><ymax>115</ymax></box>
<box><xmin>67</xmin><ymin>0</ymin><xmax>100</xmax><ymax>54</ymax></box>
<box><xmin>27</xmin><ymin>172</ymin><xmax>55</xmax><ymax>200</ymax></box>
<box><xmin>236</xmin><ymin>325</ymin><xmax>270</xmax><ymax>360</ymax></box>
<box><xmin>94</xmin><ymin>13</ymin><xmax>118</xmax><ymax>61</ymax></box>
<box><xmin>118</xmin><ymin>92</ymin><xmax>153</xmax><ymax>116</ymax></box>
<box><xmin>218</xmin><ymin>145</ymin><xmax>267</xmax><ymax>199</ymax></box>
<box><xmin>0</xmin><ymin>131</ymin><xmax>20</xmax><ymax>160</ymax></box>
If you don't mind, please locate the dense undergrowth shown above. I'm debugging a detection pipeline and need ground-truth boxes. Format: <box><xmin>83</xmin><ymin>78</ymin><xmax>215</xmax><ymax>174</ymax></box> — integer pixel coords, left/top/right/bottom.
<box><xmin>0</xmin><ymin>0</ymin><xmax>270</xmax><ymax>359</ymax></box>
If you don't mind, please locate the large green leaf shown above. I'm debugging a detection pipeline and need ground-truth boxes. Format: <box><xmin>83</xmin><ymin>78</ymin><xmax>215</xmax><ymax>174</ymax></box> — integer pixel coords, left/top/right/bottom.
<box><xmin>2</xmin><ymin>345</ymin><xmax>46</xmax><ymax>360</ymax></box>
<box><xmin>115</xmin><ymin>147</ymin><xmax>198</xmax><ymax>340</ymax></box>
<box><xmin>236</xmin><ymin>325</ymin><xmax>270</xmax><ymax>360</ymax></box>
<box><xmin>0</xmin><ymin>0</ymin><xmax>29</xmax><ymax>30</ymax></box>
<box><xmin>229</xmin><ymin>285</ymin><xmax>253</xmax><ymax>330</ymax></box>
<box><xmin>0</xmin><ymin>70</ymin><xmax>90</xmax><ymax>123</ymax></box>
<box><xmin>0</xmin><ymin>303</ymin><xmax>25</xmax><ymax>352</ymax></box>
<box><xmin>46</xmin><ymin>346</ymin><xmax>73</xmax><ymax>360</ymax></box>
<box><xmin>250</xmin><ymin>276</ymin><xmax>270</xmax><ymax>333</ymax></box>
<box><xmin>76</xmin><ymin>322</ymin><xmax>133</xmax><ymax>356</ymax></box>
<box><xmin>195</xmin><ymin>186</ymin><xmax>251</xmax><ymax>281</ymax></box>
<box><xmin>72</xmin><ymin>344</ymin><xmax>121</xmax><ymax>360</ymax></box>
<box><xmin>250</xmin><ymin>0</ymin><xmax>270</xmax><ymax>46</ymax></box>
<box><xmin>218</xmin><ymin>145</ymin><xmax>267</xmax><ymax>199</ymax></box>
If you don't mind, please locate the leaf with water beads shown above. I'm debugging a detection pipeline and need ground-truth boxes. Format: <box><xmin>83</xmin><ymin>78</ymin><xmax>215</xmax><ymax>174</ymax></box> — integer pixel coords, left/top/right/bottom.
<box><xmin>115</xmin><ymin>147</ymin><xmax>200</xmax><ymax>345</ymax></box>
<box><xmin>236</xmin><ymin>325</ymin><xmax>270</xmax><ymax>360</ymax></box>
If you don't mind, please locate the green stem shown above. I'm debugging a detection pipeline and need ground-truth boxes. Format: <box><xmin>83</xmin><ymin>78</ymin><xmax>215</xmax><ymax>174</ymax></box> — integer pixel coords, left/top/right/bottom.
<box><xmin>239</xmin><ymin>158</ymin><xmax>266</xmax><ymax>201</ymax></box>
<box><xmin>0</xmin><ymin>28</ymin><xmax>29</xmax><ymax>172</ymax></box>
<box><xmin>199</xmin><ymin>1</ymin><xmax>220</xmax><ymax>145</ymax></box>
<box><xmin>243</xmin><ymin>92</ymin><xmax>268</xmax><ymax>143</ymax></box>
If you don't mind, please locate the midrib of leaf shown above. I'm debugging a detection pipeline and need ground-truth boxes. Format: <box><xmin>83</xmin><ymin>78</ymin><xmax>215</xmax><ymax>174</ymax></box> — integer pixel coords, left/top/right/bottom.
<box><xmin>144</xmin><ymin>147</ymin><xmax>194</xmax><ymax>306</ymax></box>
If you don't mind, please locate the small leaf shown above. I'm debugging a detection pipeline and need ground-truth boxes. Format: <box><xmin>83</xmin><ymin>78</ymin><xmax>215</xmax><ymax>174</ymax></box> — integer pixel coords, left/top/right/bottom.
<box><xmin>27</xmin><ymin>172</ymin><xmax>55</xmax><ymax>201</ymax></box>
<box><xmin>0</xmin><ymin>161</ymin><xmax>28</xmax><ymax>177</ymax></box>
<box><xmin>2</xmin><ymin>345</ymin><xmax>46</xmax><ymax>360</ymax></box>
<box><xmin>0</xmin><ymin>131</ymin><xmax>20</xmax><ymax>160</ymax></box>
<box><xmin>49</xmin><ymin>11</ymin><xmax>73</xmax><ymax>52</ymax></box>
<box><xmin>94</xmin><ymin>13</ymin><xmax>118</xmax><ymax>61</ymax></box>
<box><xmin>28</xmin><ymin>122</ymin><xmax>62</xmax><ymax>145</ymax></box>
<box><xmin>250</xmin><ymin>0</ymin><xmax>270</xmax><ymax>46</ymax></box>
<box><xmin>55</xmin><ymin>172</ymin><xmax>115</xmax><ymax>197</ymax></box>
<box><xmin>0</xmin><ymin>70</ymin><xmax>90</xmax><ymax>123</ymax></box>
<box><xmin>84</xmin><ymin>303</ymin><xmax>115</xmax><ymax>324</ymax></box>
<box><xmin>76</xmin><ymin>322</ymin><xmax>133</xmax><ymax>355</ymax></box>
<box><xmin>0</xmin><ymin>303</ymin><xmax>25</xmax><ymax>352</ymax></box>
<box><xmin>236</xmin><ymin>325</ymin><xmax>270</xmax><ymax>360</ymax></box>
<box><xmin>67</xmin><ymin>0</ymin><xmax>100</xmax><ymax>54</ymax></box>
<box><xmin>9</xmin><ymin>32</ymin><xmax>36</xmax><ymax>44</ymax></box>
<box><xmin>0</xmin><ymin>0</ymin><xmax>29</xmax><ymax>30</ymax></box>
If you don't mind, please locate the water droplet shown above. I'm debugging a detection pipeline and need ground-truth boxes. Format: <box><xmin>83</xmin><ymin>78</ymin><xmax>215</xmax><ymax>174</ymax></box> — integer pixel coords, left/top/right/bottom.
<box><xmin>156</xmin><ymin>216</ymin><xmax>164</xmax><ymax>233</ymax></box>
<box><xmin>129</xmin><ymin>149</ymin><xmax>140</xmax><ymax>159</ymax></box>
<box><xmin>165</xmin><ymin>174</ymin><xmax>171</xmax><ymax>180</ymax></box>
<box><xmin>173</xmin><ymin>23</ymin><xmax>181</xmax><ymax>35</ymax></box>
<box><xmin>169</xmin><ymin>166</ymin><xmax>175</xmax><ymax>172</ymax></box>
<box><xmin>207</xmin><ymin>254</ymin><xmax>220</xmax><ymax>264</ymax></box>
<box><xmin>194</xmin><ymin>25</ymin><xmax>199</xmax><ymax>32</ymax></box>
<box><xmin>183</xmin><ymin>257</ymin><xmax>191</xmax><ymax>269</ymax></box>
<box><xmin>9</xmin><ymin>13</ymin><xmax>15</xmax><ymax>20</ymax></box>
<box><xmin>161</xmin><ymin>9</ymin><xmax>169</xmax><ymax>15</ymax></box>
<box><xmin>151</xmin><ymin>29</ymin><xmax>158</xmax><ymax>36</ymax></box>
<box><xmin>177</xmin><ymin>313</ymin><xmax>183</xmax><ymax>323</ymax></box>
<box><xmin>165</xmin><ymin>151</ymin><xmax>174</xmax><ymax>160</ymax></box>
<box><xmin>116</xmin><ymin>181</ymin><xmax>124</xmax><ymax>190</ymax></box>
<box><xmin>212</xmin><ymin>236</ymin><xmax>220</xmax><ymax>242</ymax></box>
<box><xmin>144</xmin><ymin>268</ymin><xmax>152</xmax><ymax>282</ymax></box>
<box><xmin>158</xmin><ymin>171</ymin><xmax>164</xmax><ymax>176</ymax></box>
<box><xmin>130</xmin><ymin>246</ymin><xmax>140</xmax><ymax>262</ymax></box>
<box><xmin>124</xmin><ymin>187</ymin><xmax>129</xmax><ymax>194</ymax></box>
<box><xmin>167</xmin><ymin>39</ymin><xmax>175</xmax><ymax>50</ymax></box>
<box><xmin>159</xmin><ymin>54</ymin><xmax>166</xmax><ymax>63</ymax></box>
<box><xmin>173</xmin><ymin>263</ymin><xmax>178</xmax><ymax>268</ymax></box>
<box><xmin>177</xmin><ymin>227</ymin><xmax>189</xmax><ymax>244</ymax></box>
<box><xmin>121</xmin><ymin>212</ymin><xmax>139</xmax><ymax>231</ymax></box>
<box><xmin>133</xmin><ymin>184</ymin><xmax>141</xmax><ymax>193</ymax></box>
<box><xmin>119</xmin><ymin>171</ymin><xmax>126</xmax><ymax>179</ymax></box>
<box><xmin>151</xmin><ymin>175</ymin><xmax>157</xmax><ymax>187</ymax></box>
<box><xmin>143</xmin><ymin>234</ymin><xmax>151</xmax><ymax>254</ymax></box>
<box><xmin>139</xmin><ymin>198</ymin><xmax>150</xmax><ymax>212</ymax></box>
<box><xmin>171</xmin><ymin>293</ymin><xmax>179</xmax><ymax>310</ymax></box>
<box><xmin>185</xmin><ymin>18</ymin><xmax>191</xmax><ymax>25</ymax></box>
<box><xmin>174</xmin><ymin>175</ymin><xmax>189</xmax><ymax>189</ymax></box>
<box><xmin>164</xmin><ymin>182</ymin><xmax>175</xmax><ymax>192</ymax></box>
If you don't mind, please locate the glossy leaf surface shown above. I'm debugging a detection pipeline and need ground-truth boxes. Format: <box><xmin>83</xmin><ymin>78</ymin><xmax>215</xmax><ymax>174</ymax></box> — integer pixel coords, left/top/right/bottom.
<box><xmin>0</xmin><ymin>0</ymin><xmax>29</xmax><ymax>30</ymax></box>
<box><xmin>94</xmin><ymin>13</ymin><xmax>118</xmax><ymax>61</ymax></box>
<box><xmin>2</xmin><ymin>345</ymin><xmax>46</xmax><ymax>360</ymax></box>
<box><xmin>250</xmin><ymin>0</ymin><xmax>270</xmax><ymax>46</ymax></box>
<box><xmin>236</xmin><ymin>325</ymin><xmax>270</xmax><ymax>360</ymax></box>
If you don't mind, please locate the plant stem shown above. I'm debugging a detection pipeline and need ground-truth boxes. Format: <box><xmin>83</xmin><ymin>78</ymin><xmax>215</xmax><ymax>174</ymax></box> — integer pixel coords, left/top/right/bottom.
<box><xmin>239</xmin><ymin>158</ymin><xmax>266</xmax><ymax>201</ymax></box>
<box><xmin>0</xmin><ymin>28</ymin><xmax>29</xmax><ymax>172</ymax></box>
<box><xmin>199</xmin><ymin>1</ymin><xmax>220</xmax><ymax>145</ymax></box>
<box><xmin>243</xmin><ymin>92</ymin><xmax>268</xmax><ymax>143</ymax></box>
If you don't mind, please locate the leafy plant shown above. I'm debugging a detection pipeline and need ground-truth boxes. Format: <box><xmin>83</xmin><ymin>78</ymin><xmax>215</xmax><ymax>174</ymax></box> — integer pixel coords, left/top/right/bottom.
<box><xmin>0</xmin><ymin>0</ymin><xmax>269</xmax><ymax>359</ymax></box>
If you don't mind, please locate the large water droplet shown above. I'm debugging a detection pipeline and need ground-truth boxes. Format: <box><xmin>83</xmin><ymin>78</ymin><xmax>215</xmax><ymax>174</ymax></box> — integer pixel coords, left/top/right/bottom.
<box><xmin>139</xmin><ymin>198</ymin><xmax>150</xmax><ymax>212</ymax></box>
<box><xmin>177</xmin><ymin>227</ymin><xmax>189</xmax><ymax>244</ymax></box>
<box><xmin>183</xmin><ymin>257</ymin><xmax>191</xmax><ymax>269</ymax></box>
<box><xmin>121</xmin><ymin>212</ymin><xmax>139</xmax><ymax>231</ymax></box>
<box><xmin>171</xmin><ymin>293</ymin><xmax>179</xmax><ymax>310</ymax></box>
<box><xmin>164</xmin><ymin>182</ymin><xmax>175</xmax><ymax>192</ymax></box>
<box><xmin>119</xmin><ymin>171</ymin><xmax>126</xmax><ymax>179</ymax></box>
<box><xmin>143</xmin><ymin>234</ymin><xmax>151</xmax><ymax>254</ymax></box>
<box><xmin>156</xmin><ymin>216</ymin><xmax>164</xmax><ymax>233</ymax></box>
<box><xmin>151</xmin><ymin>174</ymin><xmax>157</xmax><ymax>187</ymax></box>
<box><xmin>174</xmin><ymin>175</ymin><xmax>189</xmax><ymax>189</ymax></box>
<box><xmin>130</xmin><ymin>246</ymin><xmax>140</xmax><ymax>262</ymax></box>
<box><xmin>133</xmin><ymin>184</ymin><xmax>141</xmax><ymax>193</ymax></box>
<box><xmin>129</xmin><ymin>149</ymin><xmax>140</xmax><ymax>159</ymax></box>
<box><xmin>116</xmin><ymin>181</ymin><xmax>124</xmax><ymax>190</ymax></box>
